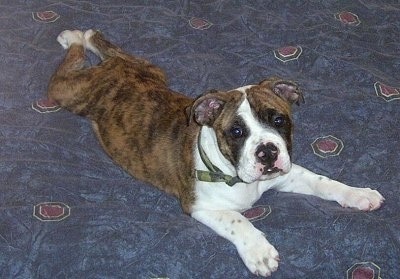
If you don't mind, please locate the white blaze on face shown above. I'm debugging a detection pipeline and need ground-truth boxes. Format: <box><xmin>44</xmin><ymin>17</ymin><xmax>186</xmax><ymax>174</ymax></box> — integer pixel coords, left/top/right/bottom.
<box><xmin>235</xmin><ymin>96</ymin><xmax>291</xmax><ymax>183</ymax></box>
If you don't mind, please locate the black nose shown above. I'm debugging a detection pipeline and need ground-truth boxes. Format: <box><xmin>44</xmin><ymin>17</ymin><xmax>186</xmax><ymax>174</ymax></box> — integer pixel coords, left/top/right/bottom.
<box><xmin>256</xmin><ymin>143</ymin><xmax>279</xmax><ymax>165</ymax></box>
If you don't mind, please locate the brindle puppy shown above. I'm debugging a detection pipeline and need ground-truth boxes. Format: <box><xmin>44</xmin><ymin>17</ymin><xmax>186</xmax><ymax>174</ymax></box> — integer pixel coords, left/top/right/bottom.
<box><xmin>48</xmin><ymin>30</ymin><xmax>384</xmax><ymax>277</ymax></box>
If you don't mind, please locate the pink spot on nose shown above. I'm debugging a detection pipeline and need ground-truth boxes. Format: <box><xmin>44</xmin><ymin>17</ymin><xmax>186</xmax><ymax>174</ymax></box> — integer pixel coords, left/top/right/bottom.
<box><xmin>273</xmin><ymin>157</ymin><xmax>285</xmax><ymax>171</ymax></box>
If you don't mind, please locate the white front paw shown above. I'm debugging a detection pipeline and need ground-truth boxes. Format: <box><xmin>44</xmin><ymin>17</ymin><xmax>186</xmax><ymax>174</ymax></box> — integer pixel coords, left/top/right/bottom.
<box><xmin>57</xmin><ymin>30</ymin><xmax>84</xmax><ymax>49</ymax></box>
<box><xmin>340</xmin><ymin>187</ymin><xmax>385</xmax><ymax>211</ymax></box>
<box><xmin>237</xmin><ymin>234</ymin><xmax>279</xmax><ymax>277</ymax></box>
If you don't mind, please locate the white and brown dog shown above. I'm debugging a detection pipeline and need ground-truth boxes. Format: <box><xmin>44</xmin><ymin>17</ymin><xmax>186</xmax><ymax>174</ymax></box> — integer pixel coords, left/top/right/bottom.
<box><xmin>48</xmin><ymin>30</ymin><xmax>384</xmax><ymax>277</ymax></box>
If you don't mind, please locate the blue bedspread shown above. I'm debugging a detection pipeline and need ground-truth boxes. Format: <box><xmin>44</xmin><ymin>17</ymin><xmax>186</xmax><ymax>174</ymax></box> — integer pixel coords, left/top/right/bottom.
<box><xmin>1</xmin><ymin>1</ymin><xmax>399</xmax><ymax>278</ymax></box>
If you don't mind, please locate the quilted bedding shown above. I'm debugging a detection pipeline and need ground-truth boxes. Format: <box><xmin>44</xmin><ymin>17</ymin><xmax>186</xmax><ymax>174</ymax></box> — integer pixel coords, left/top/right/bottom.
<box><xmin>1</xmin><ymin>1</ymin><xmax>399</xmax><ymax>278</ymax></box>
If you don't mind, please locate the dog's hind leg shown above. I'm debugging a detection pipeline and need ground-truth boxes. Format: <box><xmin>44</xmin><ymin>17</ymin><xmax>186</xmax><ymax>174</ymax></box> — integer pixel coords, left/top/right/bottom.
<box><xmin>54</xmin><ymin>30</ymin><xmax>86</xmax><ymax>74</ymax></box>
<box><xmin>83</xmin><ymin>29</ymin><xmax>116</xmax><ymax>61</ymax></box>
<box><xmin>83</xmin><ymin>30</ymin><xmax>162</xmax><ymax>67</ymax></box>
<box><xmin>83</xmin><ymin>29</ymin><xmax>167</xmax><ymax>85</ymax></box>
<box><xmin>47</xmin><ymin>30</ymin><xmax>94</xmax><ymax>115</ymax></box>
<box><xmin>84</xmin><ymin>29</ymin><xmax>140</xmax><ymax>62</ymax></box>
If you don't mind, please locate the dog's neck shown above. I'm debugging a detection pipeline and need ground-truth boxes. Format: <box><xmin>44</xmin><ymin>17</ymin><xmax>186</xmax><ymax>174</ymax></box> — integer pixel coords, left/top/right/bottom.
<box><xmin>195</xmin><ymin>126</ymin><xmax>243</xmax><ymax>186</ymax></box>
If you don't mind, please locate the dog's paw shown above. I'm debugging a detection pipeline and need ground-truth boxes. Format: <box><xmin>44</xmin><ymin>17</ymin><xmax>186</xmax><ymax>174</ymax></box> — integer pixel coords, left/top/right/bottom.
<box><xmin>57</xmin><ymin>30</ymin><xmax>84</xmax><ymax>49</ymax></box>
<box><xmin>83</xmin><ymin>29</ymin><xmax>99</xmax><ymax>54</ymax></box>
<box><xmin>340</xmin><ymin>187</ymin><xmax>384</xmax><ymax>211</ymax></box>
<box><xmin>237</xmin><ymin>234</ymin><xmax>279</xmax><ymax>277</ymax></box>
<box><xmin>83</xmin><ymin>29</ymin><xmax>96</xmax><ymax>42</ymax></box>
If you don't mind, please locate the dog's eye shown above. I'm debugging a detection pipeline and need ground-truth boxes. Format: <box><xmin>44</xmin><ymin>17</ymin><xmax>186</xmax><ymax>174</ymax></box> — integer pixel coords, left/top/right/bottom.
<box><xmin>273</xmin><ymin>116</ymin><xmax>285</xmax><ymax>128</ymax></box>
<box><xmin>230</xmin><ymin>126</ymin><xmax>244</xmax><ymax>138</ymax></box>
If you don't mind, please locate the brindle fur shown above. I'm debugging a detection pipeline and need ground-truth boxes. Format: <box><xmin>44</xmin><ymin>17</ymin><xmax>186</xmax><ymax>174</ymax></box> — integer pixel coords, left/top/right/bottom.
<box><xmin>47</xmin><ymin>31</ymin><xmax>298</xmax><ymax>214</ymax></box>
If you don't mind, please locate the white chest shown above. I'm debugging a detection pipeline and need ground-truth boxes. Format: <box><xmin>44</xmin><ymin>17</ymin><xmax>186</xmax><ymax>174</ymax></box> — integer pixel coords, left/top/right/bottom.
<box><xmin>192</xmin><ymin>180</ymin><xmax>268</xmax><ymax>212</ymax></box>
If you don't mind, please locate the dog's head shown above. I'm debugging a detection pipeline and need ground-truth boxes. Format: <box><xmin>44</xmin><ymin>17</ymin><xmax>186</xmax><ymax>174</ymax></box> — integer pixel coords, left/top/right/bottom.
<box><xmin>188</xmin><ymin>77</ymin><xmax>304</xmax><ymax>183</ymax></box>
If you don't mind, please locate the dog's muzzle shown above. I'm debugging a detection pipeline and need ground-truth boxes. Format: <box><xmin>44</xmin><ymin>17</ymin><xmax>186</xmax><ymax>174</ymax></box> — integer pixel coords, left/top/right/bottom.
<box><xmin>255</xmin><ymin>143</ymin><xmax>282</xmax><ymax>174</ymax></box>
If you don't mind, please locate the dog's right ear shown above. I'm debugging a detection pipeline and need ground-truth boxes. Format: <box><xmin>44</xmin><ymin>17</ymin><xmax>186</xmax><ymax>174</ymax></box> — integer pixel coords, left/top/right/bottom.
<box><xmin>186</xmin><ymin>90</ymin><xmax>226</xmax><ymax>126</ymax></box>
<box><xmin>259</xmin><ymin>77</ymin><xmax>305</xmax><ymax>106</ymax></box>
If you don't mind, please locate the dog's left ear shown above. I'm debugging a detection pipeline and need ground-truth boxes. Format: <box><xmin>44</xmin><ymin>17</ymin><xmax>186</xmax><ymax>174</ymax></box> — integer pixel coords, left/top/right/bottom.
<box><xmin>259</xmin><ymin>77</ymin><xmax>305</xmax><ymax>106</ymax></box>
<box><xmin>186</xmin><ymin>90</ymin><xmax>226</xmax><ymax>126</ymax></box>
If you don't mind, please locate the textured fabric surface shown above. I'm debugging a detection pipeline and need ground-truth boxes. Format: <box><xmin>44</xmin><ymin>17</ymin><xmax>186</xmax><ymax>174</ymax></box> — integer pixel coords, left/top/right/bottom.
<box><xmin>1</xmin><ymin>1</ymin><xmax>399</xmax><ymax>278</ymax></box>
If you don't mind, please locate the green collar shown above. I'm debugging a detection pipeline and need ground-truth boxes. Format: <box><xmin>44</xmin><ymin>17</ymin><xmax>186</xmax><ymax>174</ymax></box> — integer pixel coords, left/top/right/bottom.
<box><xmin>195</xmin><ymin>133</ymin><xmax>243</xmax><ymax>187</ymax></box>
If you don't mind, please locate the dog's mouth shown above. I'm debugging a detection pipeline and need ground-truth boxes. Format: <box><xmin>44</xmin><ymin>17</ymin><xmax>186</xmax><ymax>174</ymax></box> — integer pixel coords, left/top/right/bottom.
<box><xmin>263</xmin><ymin>167</ymin><xmax>282</xmax><ymax>175</ymax></box>
<box><xmin>238</xmin><ymin>166</ymin><xmax>284</xmax><ymax>184</ymax></box>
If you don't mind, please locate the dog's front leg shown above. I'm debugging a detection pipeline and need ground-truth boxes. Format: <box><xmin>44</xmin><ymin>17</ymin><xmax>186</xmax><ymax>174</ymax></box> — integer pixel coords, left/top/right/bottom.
<box><xmin>192</xmin><ymin>210</ymin><xmax>279</xmax><ymax>277</ymax></box>
<box><xmin>275</xmin><ymin>164</ymin><xmax>384</xmax><ymax>211</ymax></box>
